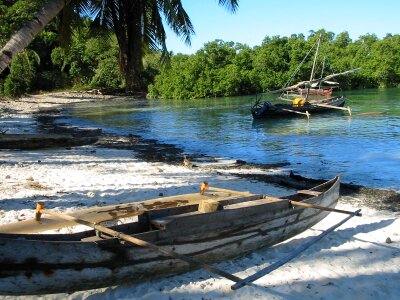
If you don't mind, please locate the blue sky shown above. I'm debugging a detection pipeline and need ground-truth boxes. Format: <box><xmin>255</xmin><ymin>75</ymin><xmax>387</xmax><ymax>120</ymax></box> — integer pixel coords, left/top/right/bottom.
<box><xmin>164</xmin><ymin>0</ymin><xmax>398</xmax><ymax>54</ymax></box>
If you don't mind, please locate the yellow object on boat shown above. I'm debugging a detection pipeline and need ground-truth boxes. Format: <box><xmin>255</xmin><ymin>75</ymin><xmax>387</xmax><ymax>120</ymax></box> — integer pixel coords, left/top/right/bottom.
<box><xmin>293</xmin><ymin>98</ymin><xmax>305</xmax><ymax>107</ymax></box>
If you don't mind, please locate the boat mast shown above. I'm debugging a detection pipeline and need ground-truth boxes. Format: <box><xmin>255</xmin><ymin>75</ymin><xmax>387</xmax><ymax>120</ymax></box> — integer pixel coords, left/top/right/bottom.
<box><xmin>306</xmin><ymin>33</ymin><xmax>322</xmax><ymax>101</ymax></box>
<box><xmin>310</xmin><ymin>33</ymin><xmax>322</xmax><ymax>82</ymax></box>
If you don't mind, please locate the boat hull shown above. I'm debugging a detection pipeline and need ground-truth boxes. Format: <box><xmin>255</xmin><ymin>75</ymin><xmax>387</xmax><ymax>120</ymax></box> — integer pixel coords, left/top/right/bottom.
<box><xmin>0</xmin><ymin>177</ymin><xmax>340</xmax><ymax>295</ymax></box>
<box><xmin>251</xmin><ymin>97</ymin><xmax>346</xmax><ymax>119</ymax></box>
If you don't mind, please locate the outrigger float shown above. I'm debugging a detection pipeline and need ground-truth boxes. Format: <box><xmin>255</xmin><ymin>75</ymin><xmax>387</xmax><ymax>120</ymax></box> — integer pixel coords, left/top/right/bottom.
<box><xmin>0</xmin><ymin>176</ymin><xmax>361</xmax><ymax>295</ymax></box>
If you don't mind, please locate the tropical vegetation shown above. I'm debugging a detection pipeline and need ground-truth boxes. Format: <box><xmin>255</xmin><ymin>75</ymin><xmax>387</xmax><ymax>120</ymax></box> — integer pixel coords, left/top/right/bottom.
<box><xmin>0</xmin><ymin>0</ymin><xmax>238</xmax><ymax>96</ymax></box>
<box><xmin>148</xmin><ymin>32</ymin><xmax>400</xmax><ymax>99</ymax></box>
<box><xmin>1</xmin><ymin>1</ymin><xmax>400</xmax><ymax>99</ymax></box>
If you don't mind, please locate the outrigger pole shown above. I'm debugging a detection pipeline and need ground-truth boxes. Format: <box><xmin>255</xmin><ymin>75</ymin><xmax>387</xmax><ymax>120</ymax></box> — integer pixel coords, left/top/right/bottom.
<box><xmin>231</xmin><ymin>208</ymin><xmax>362</xmax><ymax>290</ymax></box>
<box><xmin>280</xmin><ymin>108</ymin><xmax>310</xmax><ymax>119</ymax></box>
<box><xmin>314</xmin><ymin>102</ymin><xmax>352</xmax><ymax>115</ymax></box>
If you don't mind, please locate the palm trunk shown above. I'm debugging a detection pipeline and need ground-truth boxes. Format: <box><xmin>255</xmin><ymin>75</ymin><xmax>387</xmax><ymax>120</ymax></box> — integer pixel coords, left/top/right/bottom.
<box><xmin>125</xmin><ymin>30</ymin><xmax>143</xmax><ymax>92</ymax></box>
<box><xmin>124</xmin><ymin>0</ymin><xmax>144</xmax><ymax>93</ymax></box>
<box><xmin>0</xmin><ymin>0</ymin><xmax>67</xmax><ymax>74</ymax></box>
<box><xmin>111</xmin><ymin>1</ymin><xmax>127</xmax><ymax>76</ymax></box>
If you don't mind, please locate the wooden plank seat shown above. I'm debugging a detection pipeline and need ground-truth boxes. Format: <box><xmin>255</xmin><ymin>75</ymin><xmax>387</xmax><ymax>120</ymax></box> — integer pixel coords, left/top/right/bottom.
<box><xmin>150</xmin><ymin>194</ymin><xmax>266</xmax><ymax>230</ymax></box>
<box><xmin>150</xmin><ymin>211</ymin><xmax>202</xmax><ymax>230</ymax></box>
<box><xmin>297</xmin><ymin>190</ymin><xmax>322</xmax><ymax>196</ymax></box>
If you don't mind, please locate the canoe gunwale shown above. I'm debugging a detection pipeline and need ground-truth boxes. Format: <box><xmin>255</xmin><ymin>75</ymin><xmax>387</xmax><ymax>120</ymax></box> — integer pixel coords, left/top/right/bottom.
<box><xmin>0</xmin><ymin>176</ymin><xmax>339</xmax><ymax>241</ymax></box>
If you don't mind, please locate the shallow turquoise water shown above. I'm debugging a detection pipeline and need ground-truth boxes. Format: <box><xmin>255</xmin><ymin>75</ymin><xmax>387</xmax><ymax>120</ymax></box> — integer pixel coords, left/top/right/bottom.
<box><xmin>69</xmin><ymin>88</ymin><xmax>400</xmax><ymax>190</ymax></box>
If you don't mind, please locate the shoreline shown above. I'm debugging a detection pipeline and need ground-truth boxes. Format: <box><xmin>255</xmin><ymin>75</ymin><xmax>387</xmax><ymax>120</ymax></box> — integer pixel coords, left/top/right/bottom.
<box><xmin>0</xmin><ymin>93</ymin><xmax>399</xmax><ymax>299</ymax></box>
<box><xmin>2</xmin><ymin>92</ymin><xmax>399</xmax><ymax>211</ymax></box>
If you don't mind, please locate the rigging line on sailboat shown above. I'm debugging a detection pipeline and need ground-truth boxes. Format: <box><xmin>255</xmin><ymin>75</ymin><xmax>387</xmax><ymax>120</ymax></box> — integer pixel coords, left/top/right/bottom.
<box><xmin>282</xmin><ymin>43</ymin><xmax>316</xmax><ymax>90</ymax></box>
<box><xmin>318</xmin><ymin>56</ymin><xmax>326</xmax><ymax>90</ymax></box>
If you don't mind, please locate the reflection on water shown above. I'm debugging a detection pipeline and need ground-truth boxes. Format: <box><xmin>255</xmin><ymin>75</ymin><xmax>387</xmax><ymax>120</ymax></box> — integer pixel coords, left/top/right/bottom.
<box><xmin>69</xmin><ymin>88</ymin><xmax>400</xmax><ymax>190</ymax></box>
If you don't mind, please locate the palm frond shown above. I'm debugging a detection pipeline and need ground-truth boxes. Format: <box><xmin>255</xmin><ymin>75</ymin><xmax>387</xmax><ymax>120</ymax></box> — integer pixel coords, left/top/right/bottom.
<box><xmin>217</xmin><ymin>0</ymin><xmax>239</xmax><ymax>13</ymax></box>
<box><xmin>58</xmin><ymin>0</ymin><xmax>95</xmax><ymax>48</ymax></box>
<box><xmin>143</xmin><ymin>0</ymin><xmax>168</xmax><ymax>57</ymax></box>
<box><xmin>159</xmin><ymin>0</ymin><xmax>194</xmax><ymax>45</ymax></box>
<box><xmin>90</xmin><ymin>0</ymin><xmax>119</xmax><ymax>29</ymax></box>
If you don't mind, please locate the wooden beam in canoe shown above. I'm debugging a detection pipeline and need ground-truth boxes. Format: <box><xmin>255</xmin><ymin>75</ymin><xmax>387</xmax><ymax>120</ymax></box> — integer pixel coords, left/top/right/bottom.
<box><xmin>231</xmin><ymin>208</ymin><xmax>362</xmax><ymax>290</ymax></box>
<box><xmin>35</xmin><ymin>202</ymin><xmax>243</xmax><ymax>285</ymax></box>
<box><xmin>1</xmin><ymin>197</ymin><xmax>199</xmax><ymax>234</ymax></box>
<box><xmin>0</xmin><ymin>189</ymin><xmax>259</xmax><ymax>234</ymax></box>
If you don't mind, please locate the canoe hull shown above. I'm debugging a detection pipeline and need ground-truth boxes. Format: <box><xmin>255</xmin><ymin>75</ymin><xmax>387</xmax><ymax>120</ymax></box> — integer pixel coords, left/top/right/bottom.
<box><xmin>0</xmin><ymin>177</ymin><xmax>340</xmax><ymax>295</ymax></box>
<box><xmin>251</xmin><ymin>97</ymin><xmax>346</xmax><ymax>119</ymax></box>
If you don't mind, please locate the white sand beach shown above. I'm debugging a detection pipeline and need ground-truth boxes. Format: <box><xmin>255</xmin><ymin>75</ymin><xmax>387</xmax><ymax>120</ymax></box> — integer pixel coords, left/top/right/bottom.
<box><xmin>0</xmin><ymin>94</ymin><xmax>399</xmax><ymax>299</ymax></box>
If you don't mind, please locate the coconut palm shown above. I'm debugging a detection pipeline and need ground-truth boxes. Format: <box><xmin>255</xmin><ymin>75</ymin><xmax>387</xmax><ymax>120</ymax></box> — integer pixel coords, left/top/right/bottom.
<box><xmin>0</xmin><ymin>0</ymin><xmax>90</xmax><ymax>75</ymax></box>
<box><xmin>0</xmin><ymin>0</ymin><xmax>239</xmax><ymax>92</ymax></box>
<box><xmin>90</xmin><ymin>0</ymin><xmax>196</xmax><ymax>91</ymax></box>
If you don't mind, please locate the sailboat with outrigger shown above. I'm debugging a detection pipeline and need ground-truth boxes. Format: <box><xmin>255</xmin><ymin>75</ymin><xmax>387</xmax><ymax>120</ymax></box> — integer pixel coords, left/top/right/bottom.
<box><xmin>251</xmin><ymin>34</ymin><xmax>360</xmax><ymax>119</ymax></box>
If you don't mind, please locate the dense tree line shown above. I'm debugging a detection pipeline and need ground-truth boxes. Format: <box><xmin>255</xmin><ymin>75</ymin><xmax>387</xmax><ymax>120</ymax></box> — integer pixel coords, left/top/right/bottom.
<box><xmin>148</xmin><ymin>31</ymin><xmax>400</xmax><ymax>99</ymax></box>
<box><xmin>1</xmin><ymin>1</ymin><xmax>399</xmax><ymax>99</ymax></box>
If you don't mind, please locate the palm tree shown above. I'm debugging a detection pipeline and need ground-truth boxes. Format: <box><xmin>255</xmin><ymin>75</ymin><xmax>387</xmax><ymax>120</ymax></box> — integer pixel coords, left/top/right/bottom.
<box><xmin>91</xmin><ymin>0</ymin><xmax>197</xmax><ymax>91</ymax></box>
<box><xmin>0</xmin><ymin>0</ymin><xmax>239</xmax><ymax>92</ymax></box>
<box><xmin>0</xmin><ymin>0</ymin><xmax>64</xmax><ymax>74</ymax></box>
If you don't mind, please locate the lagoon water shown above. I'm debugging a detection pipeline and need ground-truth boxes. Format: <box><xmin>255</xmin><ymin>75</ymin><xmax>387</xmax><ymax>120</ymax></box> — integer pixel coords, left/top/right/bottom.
<box><xmin>69</xmin><ymin>88</ymin><xmax>400</xmax><ymax>190</ymax></box>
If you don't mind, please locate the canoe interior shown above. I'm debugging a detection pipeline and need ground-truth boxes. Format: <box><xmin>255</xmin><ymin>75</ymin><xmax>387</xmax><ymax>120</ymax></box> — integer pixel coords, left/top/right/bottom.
<box><xmin>0</xmin><ymin>177</ymin><xmax>338</xmax><ymax>242</ymax></box>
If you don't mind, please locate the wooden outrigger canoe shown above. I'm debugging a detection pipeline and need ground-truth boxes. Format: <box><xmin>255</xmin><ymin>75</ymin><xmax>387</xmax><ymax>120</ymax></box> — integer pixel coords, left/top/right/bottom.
<box><xmin>0</xmin><ymin>176</ymin><xmax>341</xmax><ymax>295</ymax></box>
<box><xmin>251</xmin><ymin>96</ymin><xmax>348</xmax><ymax>119</ymax></box>
<box><xmin>251</xmin><ymin>34</ymin><xmax>357</xmax><ymax>120</ymax></box>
